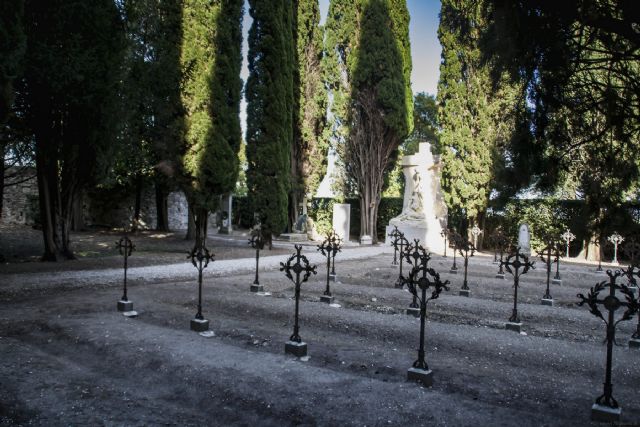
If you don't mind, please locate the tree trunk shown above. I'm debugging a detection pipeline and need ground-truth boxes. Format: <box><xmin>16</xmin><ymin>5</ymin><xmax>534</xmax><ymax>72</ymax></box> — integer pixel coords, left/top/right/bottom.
<box><xmin>194</xmin><ymin>207</ymin><xmax>208</xmax><ymax>248</ymax></box>
<box><xmin>155</xmin><ymin>180</ymin><xmax>169</xmax><ymax>231</ymax></box>
<box><xmin>0</xmin><ymin>142</ymin><xmax>5</xmax><ymax>220</ymax></box>
<box><xmin>185</xmin><ymin>199</ymin><xmax>196</xmax><ymax>240</ymax></box>
<box><xmin>71</xmin><ymin>190</ymin><xmax>84</xmax><ymax>231</ymax></box>
<box><xmin>36</xmin><ymin>142</ymin><xmax>62</xmax><ymax>261</ymax></box>
<box><xmin>133</xmin><ymin>175</ymin><xmax>143</xmax><ymax>230</ymax></box>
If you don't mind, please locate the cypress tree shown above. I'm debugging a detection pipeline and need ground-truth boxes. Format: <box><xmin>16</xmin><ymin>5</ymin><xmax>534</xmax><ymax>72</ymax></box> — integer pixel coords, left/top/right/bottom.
<box><xmin>179</xmin><ymin>0</ymin><xmax>244</xmax><ymax>244</ymax></box>
<box><xmin>437</xmin><ymin>0</ymin><xmax>521</xmax><ymax>232</ymax></box>
<box><xmin>290</xmin><ymin>0</ymin><xmax>329</xmax><ymax>228</ymax></box>
<box><xmin>325</xmin><ymin>0</ymin><xmax>412</xmax><ymax>242</ymax></box>
<box><xmin>246</xmin><ymin>0</ymin><xmax>295</xmax><ymax>237</ymax></box>
<box><xmin>23</xmin><ymin>0</ymin><xmax>126</xmax><ymax>260</ymax></box>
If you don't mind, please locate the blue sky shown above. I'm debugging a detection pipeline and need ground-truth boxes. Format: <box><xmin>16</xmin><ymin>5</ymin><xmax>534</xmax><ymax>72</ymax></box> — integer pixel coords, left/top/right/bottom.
<box><xmin>240</xmin><ymin>0</ymin><xmax>442</xmax><ymax>130</ymax></box>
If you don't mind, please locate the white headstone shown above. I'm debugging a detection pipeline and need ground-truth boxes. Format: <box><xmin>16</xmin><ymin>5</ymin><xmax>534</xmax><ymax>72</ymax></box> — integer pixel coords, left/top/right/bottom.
<box><xmin>518</xmin><ymin>223</ymin><xmax>531</xmax><ymax>256</ymax></box>
<box><xmin>385</xmin><ymin>143</ymin><xmax>448</xmax><ymax>253</ymax></box>
<box><xmin>333</xmin><ymin>203</ymin><xmax>350</xmax><ymax>242</ymax></box>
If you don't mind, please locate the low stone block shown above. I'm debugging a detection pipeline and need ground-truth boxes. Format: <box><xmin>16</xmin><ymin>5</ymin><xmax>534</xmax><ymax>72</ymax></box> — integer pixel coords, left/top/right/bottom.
<box><xmin>449</xmin><ymin>268</ymin><xmax>458</xmax><ymax>274</ymax></box>
<box><xmin>329</xmin><ymin>274</ymin><xmax>338</xmax><ymax>282</ymax></box>
<box><xmin>122</xmin><ymin>310</ymin><xmax>138</xmax><ymax>318</ymax></box>
<box><xmin>250</xmin><ymin>284</ymin><xmax>264</xmax><ymax>293</ymax></box>
<box><xmin>629</xmin><ymin>338</ymin><xmax>640</xmax><ymax>349</ymax></box>
<box><xmin>495</xmin><ymin>273</ymin><xmax>505</xmax><ymax>280</ymax></box>
<box><xmin>406</xmin><ymin>307</ymin><xmax>420</xmax><ymax>317</ymax></box>
<box><xmin>591</xmin><ymin>403</ymin><xmax>621</xmax><ymax>422</ymax></box>
<box><xmin>190</xmin><ymin>318</ymin><xmax>209</xmax><ymax>332</ymax></box>
<box><xmin>285</xmin><ymin>340</ymin><xmax>307</xmax><ymax>357</ymax></box>
<box><xmin>117</xmin><ymin>300</ymin><xmax>133</xmax><ymax>312</ymax></box>
<box><xmin>459</xmin><ymin>289</ymin><xmax>470</xmax><ymax>297</ymax></box>
<box><xmin>541</xmin><ymin>298</ymin><xmax>554</xmax><ymax>307</ymax></box>
<box><xmin>320</xmin><ymin>295</ymin><xmax>334</xmax><ymax>304</ymax></box>
<box><xmin>278</xmin><ymin>233</ymin><xmax>308</xmax><ymax>242</ymax></box>
<box><xmin>360</xmin><ymin>235</ymin><xmax>373</xmax><ymax>245</ymax></box>
<box><xmin>551</xmin><ymin>278</ymin><xmax>562</xmax><ymax>286</ymax></box>
<box><xmin>505</xmin><ymin>322</ymin><xmax>523</xmax><ymax>333</ymax></box>
<box><xmin>407</xmin><ymin>367</ymin><xmax>433</xmax><ymax>387</ymax></box>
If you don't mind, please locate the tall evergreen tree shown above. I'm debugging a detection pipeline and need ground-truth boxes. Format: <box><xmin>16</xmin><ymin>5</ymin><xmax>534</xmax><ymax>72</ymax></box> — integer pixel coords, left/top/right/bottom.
<box><xmin>290</xmin><ymin>0</ymin><xmax>329</xmax><ymax>228</ymax></box>
<box><xmin>325</xmin><ymin>0</ymin><xmax>413</xmax><ymax>242</ymax></box>
<box><xmin>437</xmin><ymin>0</ymin><xmax>521</xmax><ymax>233</ymax></box>
<box><xmin>246</xmin><ymin>0</ymin><xmax>295</xmax><ymax>238</ymax></box>
<box><xmin>179</xmin><ymin>0</ymin><xmax>244</xmax><ymax>245</ymax></box>
<box><xmin>22</xmin><ymin>0</ymin><xmax>126</xmax><ymax>260</ymax></box>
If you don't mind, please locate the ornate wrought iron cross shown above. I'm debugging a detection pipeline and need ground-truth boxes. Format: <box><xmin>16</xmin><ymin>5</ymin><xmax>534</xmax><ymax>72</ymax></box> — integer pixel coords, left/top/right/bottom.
<box><xmin>471</xmin><ymin>224</ymin><xmax>482</xmax><ymax>249</ymax></box>
<box><xmin>394</xmin><ymin>232</ymin><xmax>409</xmax><ymax>287</ymax></box>
<box><xmin>495</xmin><ymin>233</ymin><xmax>511</xmax><ymax>278</ymax></box>
<box><xmin>248</xmin><ymin>226</ymin><xmax>266</xmax><ymax>291</ymax></box>
<box><xmin>440</xmin><ymin>229</ymin><xmax>449</xmax><ymax>257</ymax></box>
<box><xmin>458</xmin><ymin>238</ymin><xmax>475</xmax><ymax>296</ymax></box>
<box><xmin>405</xmin><ymin>245</ymin><xmax>449</xmax><ymax>373</ymax></box>
<box><xmin>502</xmin><ymin>247</ymin><xmax>535</xmax><ymax>324</ymax></box>
<box><xmin>400</xmin><ymin>239</ymin><xmax>429</xmax><ymax>313</ymax></box>
<box><xmin>280</xmin><ymin>245</ymin><xmax>317</xmax><ymax>343</ymax></box>
<box><xmin>389</xmin><ymin>226</ymin><xmax>401</xmax><ymax>265</ymax></box>
<box><xmin>449</xmin><ymin>231</ymin><xmax>462</xmax><ymax>274</ymax></box>
<box><xmin>188</xmin><ymin>238</ymin><xmax>215</xmax><ymax>322</ymax></box>
<box><xmin>537</xmin><ymin>241</ymin><xmax>560</xmax><ymax>303</ymax></box>
<box><xmin>116</xmin><ymin>231</ymin><xmax>135</xmax><ymax>308</ymax></box>
<box><xmin>622</xmin><ymin>241</ymin><xmax>640</xmax><ymax>344</ymax></box>
<box><xmin>577</xmin><ymin>270</ymin><xmax>638</xmax><ymax>412</ymax></box>
<box><xmin>317</xmin><ymin>230</ymin><xmax>342</xmax><ymax>302</ymax></box>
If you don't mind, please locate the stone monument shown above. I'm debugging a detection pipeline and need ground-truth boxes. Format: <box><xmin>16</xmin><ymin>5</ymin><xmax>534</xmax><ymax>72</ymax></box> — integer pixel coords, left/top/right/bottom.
<box><xmin>385</xmin><ymin>142</ymin><xmax>447</xmax><ymax>254</ymax></box>
<box><xmin>518</xmin><ymin>223</ymin><xmax>531</xmax><ymax>256</ymax></box>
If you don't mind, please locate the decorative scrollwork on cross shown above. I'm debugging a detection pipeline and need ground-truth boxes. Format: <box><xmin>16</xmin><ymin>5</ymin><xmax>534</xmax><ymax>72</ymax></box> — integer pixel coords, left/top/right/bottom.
<box><xmin>280</xmin><ymin>245</ymin><xmax>317</xmax><ymax>343</ymax></box>
<box><xmin>458</xmin><ymin>239</ymin><xmax>475</xmax><ymax>294</ymax></box>
<box><xmin>389</xmin><ymin>226</ymin><xmax>401</xmax><ymax>265</ymax></box>
<box><xmin>537</xmin><ymin>240</ymin><xmax>561</xmax><ymax>301</ymax></box>
<box><xmin>317</xmin><ymin>230</ymin><xmax>342</xmax><ymax>299</ymax></box>
<box><xmin>577</xmin><ymin>270</ymin><xmax>639</xmax><ymax>410</ymax></box>
<box><xmin>116</xmin><ymin>232</ymin><xmax>135</xmax><ymax>302</ymax></box>
<box><xmin>249</xmin><ymin>226</ymin><xmax>266</xmax><ymax>287</ymax></box>
<box><xmin>502</xmin><ymin>247</ymin><xmax>535</xmax><ymax>323</ymax></box>
<box><xmin>188</xmin><ymin>239</ymin><xmax>215</xmax><ymax>320</ymax></box>
<box><xmin>400</xmin><ymin>239</ymin><xmax>429</xmax><ymax>309</ymax></box>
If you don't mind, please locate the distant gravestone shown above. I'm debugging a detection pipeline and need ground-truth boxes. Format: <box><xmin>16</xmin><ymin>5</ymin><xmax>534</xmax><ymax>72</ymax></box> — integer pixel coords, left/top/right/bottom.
<box><xmin>518</xmin><ymin>223</ymin><xmax>531</xmax><ymax>256</ymax></box>
<box><xmin>333</xmin><ymin>203</ymin><xmax>350</xmax><ymax>242</ymax></box>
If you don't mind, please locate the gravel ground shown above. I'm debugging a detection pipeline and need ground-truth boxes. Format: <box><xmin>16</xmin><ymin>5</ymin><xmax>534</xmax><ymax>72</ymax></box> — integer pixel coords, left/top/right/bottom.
<box><xmin>1</xmin><ymin>240</ymin><xmax>639</xmax><ymax>426</ymax></box>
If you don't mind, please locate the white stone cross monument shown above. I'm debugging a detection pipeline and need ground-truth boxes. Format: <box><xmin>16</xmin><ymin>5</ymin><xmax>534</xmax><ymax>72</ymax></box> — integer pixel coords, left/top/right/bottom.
<box><xmin>385</xmin><ymin>142</ymin><xmax>447</xmax><ymax>254</ymax></box>
<box><xmin>518</xmin><ymin>223</ymin><xmax>531</xmax><ymax>256</ymax></box>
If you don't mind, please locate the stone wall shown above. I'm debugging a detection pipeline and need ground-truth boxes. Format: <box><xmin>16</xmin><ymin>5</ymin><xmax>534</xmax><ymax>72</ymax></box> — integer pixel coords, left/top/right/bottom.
<box><xmin>1</xmin><ymin>168</ymin><xmax>196</xmax><ymax>230</ymax></box>
<box><xmin>1</xmin><ymin>167</ymin><xmax>38</xmax><ymax>225</ymax></box>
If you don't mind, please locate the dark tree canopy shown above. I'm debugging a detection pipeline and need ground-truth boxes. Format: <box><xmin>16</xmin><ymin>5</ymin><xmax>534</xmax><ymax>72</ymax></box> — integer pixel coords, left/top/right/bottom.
<box><xmin>246</xmin><ymin>0</ymin><xmax>295</xmax><ymax>237</ymax></box>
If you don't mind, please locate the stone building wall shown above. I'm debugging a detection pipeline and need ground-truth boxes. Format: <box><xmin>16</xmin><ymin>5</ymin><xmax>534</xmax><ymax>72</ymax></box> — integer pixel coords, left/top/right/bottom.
<box><xmin>1</xmin><ymin>167</ymin><xmax>38</xmax><ymax>225</ymax></box>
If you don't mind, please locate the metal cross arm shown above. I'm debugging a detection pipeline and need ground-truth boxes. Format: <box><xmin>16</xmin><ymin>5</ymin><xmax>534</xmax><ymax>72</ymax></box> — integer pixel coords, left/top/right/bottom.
<box><xmin>280</xmin><ymin>244</ymin><xmax>317</xmax><ymax>343</ymax></box>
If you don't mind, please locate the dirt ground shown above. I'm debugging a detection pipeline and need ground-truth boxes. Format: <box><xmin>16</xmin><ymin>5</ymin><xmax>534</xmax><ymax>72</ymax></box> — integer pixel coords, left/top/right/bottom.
<box><xmin>1</xmin><ymin>231</ymin><xmax>640</xmax><ymax>426</ymax></box>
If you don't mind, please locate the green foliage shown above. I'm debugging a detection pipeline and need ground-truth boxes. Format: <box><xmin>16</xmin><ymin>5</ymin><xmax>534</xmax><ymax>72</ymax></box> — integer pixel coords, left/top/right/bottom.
<box><xmin>502</xmin><ymin>199</ymin><xmax>568</xmax><ymax>251</ymax></box>
<box><xmin>179</xmin><ymin>0</ymin><xmax>243</xmax><ymax>211</ymax></box>
<box><xmin>437</xmin><ymin>0</ymin><xmax>521</xmax><ymax>224</ymax></box>
<box><xmin>246</xmin><ymin>0</ymin><xmax>295</xmax><ymax>235</ymax></box>
<box><xmin>293</xmin><ymin>0</ymin><xmax>329</xmax><ymax>199</ymax></box>
<box><xmin>325</xmin><ymin>0</ymin><xmax>412</xmax><ymax>241</ymax></box>
<box><xmin>404</xmin><ymin>92</ymin><xmax>439</xmax><ymax>155</ymax></box>
<box><xmin>0</xmin><ymin>0</ymin><xmax>25</xmax><ymax>123</ymax></box>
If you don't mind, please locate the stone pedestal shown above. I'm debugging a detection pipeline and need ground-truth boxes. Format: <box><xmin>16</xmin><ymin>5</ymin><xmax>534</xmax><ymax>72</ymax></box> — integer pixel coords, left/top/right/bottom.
<box><xmin>407</xmin><ymin>367</ymin><xmax>433</xmax><ymax>387</ymax></box>
<box><xmin>218</xmin><ymin>194</ymin><xmax>233</xmax><ymax>234</ymax></box>
<box><xmin>285</xmin><ymin>340</ymin><xmax>307</xmax><ymax>357</ymax></box>
<box><xmin>406</xmin><ymin>307</ymin><xmax>420</xmax><ymax>317</ymax></box>
<box><xmin>117</xmin><ymin>300</ymin><xmax>133</xmax><ymax>312</ymax></box>
<box><xmin>459</xmin><ymin>289</ymin><xmax>470</xmax><ymax>297</ymax></box>
<box><xmin>496</xmin><ymin>273</ymin><xmax>505</xmax><ymax>280</ymax></box>
<box><xmin>320</xmin><ymin>295</ymin><xmax>334</xmax><ymax>304</ymax></box>
<box><xmin>541</xmin><ymin>298</ymin><xmax>554</xmax><ymax>306</ymax></box>
<box><xmin>385</xmin><ymin>143</ymin><xmax>447</xmax><ymax>254</ymax></box>
<box><xmin>329</xmin><ymin>273</ymin><xmax>337</xmax><ymax>282</ymax></box>
<box><xmin>629</xmin><ymin>338</ymin><xmax>640</xmax><ymax>349</ymax></box>
<box><xmin>360</xmin><ymin>235</ymin><xmax>372</xmax><ymax>245</ymax></box>
<box><xmin>190</xmin><ymin>318</ymin><xmax>209</xmax><ymax>332</ymax></box>
<box><xmin>551</xmin><ymin>278</ymin><xmax>562</xmax><ymax>286</ymax></box>
<box><xmin>449</xmin><ymin>267</ymin><xmax>458</xmax><ymax>274</ymax></box>
<box><xmin>278</xmin><ymin>233</ymin><xmax>308</xmax><ymax>242</ymax></box>
<box><xmin>123</xmin><ymin>311</ymin><xmax>138</xmax><ymax>318</ymax></box>
<box><xmin>591</xmin><ymin>403</ymin><xmax>621</xmax><ymax>422</ymax></box>
<box><xmin>250</xmin><ymin>284</ymin><xmax>264</xmax><ymax>293</ymax></box>
<box><xmin>333</xmin><ymin>203</ymin><xmax>350</xmax><ymax>242</ymax></box>
<box><xmin>505</xmin><ymin>322</ymin><xmax>523</xmax><ymax>333</ymax></box>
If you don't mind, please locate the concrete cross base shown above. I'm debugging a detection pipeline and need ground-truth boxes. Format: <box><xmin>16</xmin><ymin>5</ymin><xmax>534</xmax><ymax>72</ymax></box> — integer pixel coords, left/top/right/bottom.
<box><xmin>505</xmin><ymin>322</ymin><xmax>523</xmax><ymax>333</ymax></box>
<box><xmin>391</xmin><ymin>263</ymin><xmax>398</xmax><ymax>268</ymax></box>
<box><xmin>629</xmin><ymin>338</ymin><xmax>640</xmax><ymax>349</ymax></box>
<box><xmin>591</xmin><ymin>403</ymin><xmax>621</xmax><ymax>422</ymax></box>
<box><xmin>495</xmin><ymin>273</ymin><xmax>505</xmax><ymax>280</ymax></box>
<box><xmin>329</xmin><ymin>274</ymin><xmax>338</xmax><ymax>282</ymax></box>
<box><xmin>285</xmin><ymin>341</ymin><xmax>307</xmax><ymax>357</ymax></box>
<box><xmin>279</xmin><ymin>233</ymin><xmax>308</xmax><ymax>242</ymax></box>
<box><xmin>552</xmin><ymin>278</ymin><xmax>562</xmax><ymax>286</ymax></box>
<box><xmin>250</xmin><ymin>284</ymin><xmax>264</xmax><ymax>293</ymax></box>
<box><xmin>492</xmin><ymin>260</ymin><xmax>500</xmax><ymax>265</ymax></box>
<box><xmin>320</xmin><ymin>295</ymin><xmax>334</xmax><ymax>304</ymax></box>
<box><xmin>459</xmin><ymin>289</ymin><xmax>470</xmax><ymax>297</ymax></box>
<box><xmin>117</xmin><ymin>300</ymin><xmax>133</xmax><ymax>312</ymax></box>
<box><xmin>360</xmin><ymin>235</ymin><xmax>373</xmax><ymax>245</ymax></box>
<box><xmin>541</xmin><ymin>298</ymin><xmax>554</xmax><ymax>306</ymax></box>
<box><xmin>629</xmin><ymin>286</ymin><xmax>638</xmax><ymax>296</ymax></box>
<box><xmin>407</xmin><ymin>367</ymin><xmax>433</xmax><ymax>387</ymax></box>
<box><xmin>406</xmin><ymin>307</ymin><xmax>420</xmax><ymax>317</ymax></box>
<box><xmin>122</xmin><ymin>311</ymin><xmax>138</xmax><ymax>318</ymax></box>
<box><xmin>449</xmin><ymin>268</ymin><xmax>458</xmax><ymax>274</ymax></box>
<box><xmin>190</xmin><ymin>318</ymin><xmax>209</xmax><ymax>332</ymax></box>
<box><xmin>596</xmin><ymin>268</ymin><xmax>605</xmax><ymax>274</ymax></box>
